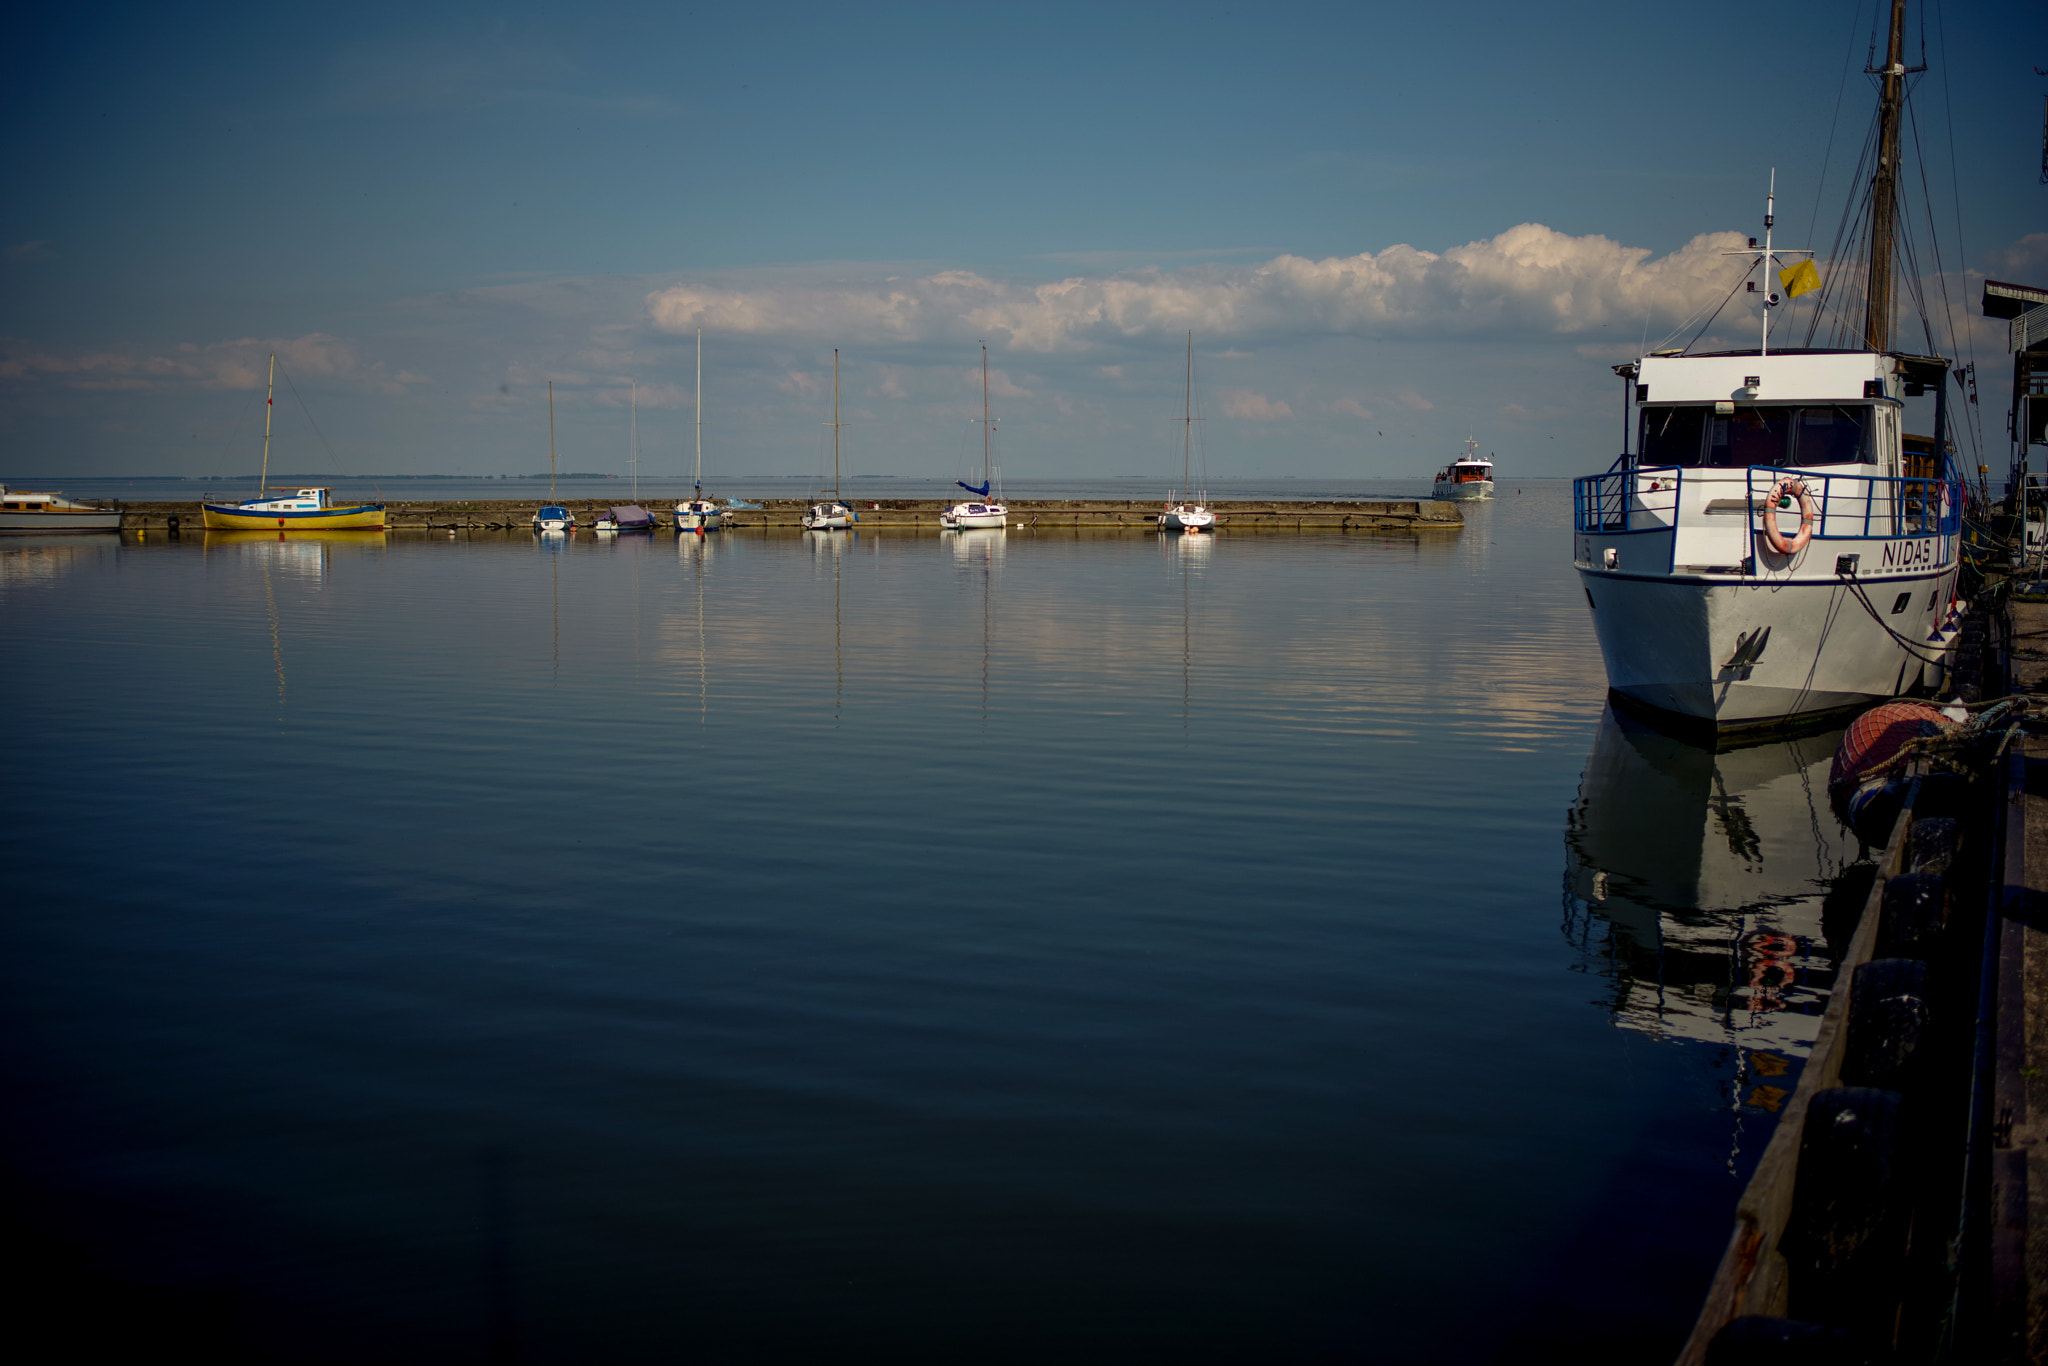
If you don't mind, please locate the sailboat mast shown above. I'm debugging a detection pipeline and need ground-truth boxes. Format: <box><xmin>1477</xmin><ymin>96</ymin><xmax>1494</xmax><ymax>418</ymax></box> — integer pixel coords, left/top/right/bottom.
<box><xmin>1183</xmin><ymin>332</ymin><xmax>1193</xmax><ymax>493</ymax></box>
<box><xmin>258</xmin><ymin>351</ymin><xmax>274</xmax><ymax>498</ymax></box>
<box><xmin>982</xmin><ymin>344</ymin><xmax>991</xmax><ymax>482</ymax></box>
<box><xmin>630</xmin><ymin>379</ymin><xmax>638</xmax><ymax>502</ymax></box>
<box><xmin>694</xmin><ymin>327</ymin><xmax>703</xmax><ymax>496</ymax></box>
<box><xmin>1862</xmin><ymin>0</ymin><xmax>1909</xmax><ymax>352</ymax></box>
<box><xmin>548</xmin><ymin>380</ymin><xmax>557</xmax><ymax>500</ymax></box>
<box><xmin>832</xmin><ymin>349</ymin><xmax>840</xmax><ymax>498</ymax></box>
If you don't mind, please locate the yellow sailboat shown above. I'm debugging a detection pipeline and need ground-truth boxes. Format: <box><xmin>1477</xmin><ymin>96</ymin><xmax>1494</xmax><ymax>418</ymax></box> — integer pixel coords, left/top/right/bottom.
<box><xmin>200</xmin><ymin>353</ymin><xmax>385</xmax><ymax>531</ymax></box>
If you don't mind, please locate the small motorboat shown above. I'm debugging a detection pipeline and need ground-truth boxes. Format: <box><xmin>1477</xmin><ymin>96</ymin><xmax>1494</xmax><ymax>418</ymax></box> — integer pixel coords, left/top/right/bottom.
<box><xmin>594</xmin><ymin>505</ymin><xmax>655</xmax><ymax>533</ymax></box>
<box><xmin>0</xmin><ymin>485</ymin><xmax>122</xmax><ymax>533</ymax></box>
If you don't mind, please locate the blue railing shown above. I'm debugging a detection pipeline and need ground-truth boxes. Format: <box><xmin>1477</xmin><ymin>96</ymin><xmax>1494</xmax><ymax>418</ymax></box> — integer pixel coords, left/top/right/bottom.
<box><xmin>1574</xmin><ymin>464</ymin><xmax>1961</xmax><ymax>539</ymax></box>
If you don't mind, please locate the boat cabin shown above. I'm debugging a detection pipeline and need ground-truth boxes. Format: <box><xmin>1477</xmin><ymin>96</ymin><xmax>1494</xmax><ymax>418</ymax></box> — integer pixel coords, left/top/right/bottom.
<box><xmin>1628</xmin><ymin>350</ymin><xmax>1951</xmax><ymax>480</ymax></box>
<box><xmin>239</xmin><ymin>487</ymin><xmax>334</xmax><ymax>512</ymax></box>
<box><xmin>1435</xmin><ymin>460</ymin><xmax>1493</xmax><ymax>484</ymax></box>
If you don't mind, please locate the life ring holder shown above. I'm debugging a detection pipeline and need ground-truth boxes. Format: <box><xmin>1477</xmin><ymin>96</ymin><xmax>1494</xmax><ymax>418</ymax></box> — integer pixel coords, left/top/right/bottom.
<box><xmin>1760</xmin><ymin>477</ymin><xmax>1816</xmax><ymax>556</ymax></box>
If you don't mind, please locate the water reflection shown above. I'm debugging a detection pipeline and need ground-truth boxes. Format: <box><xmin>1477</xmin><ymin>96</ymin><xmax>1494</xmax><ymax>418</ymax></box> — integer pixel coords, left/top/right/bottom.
<box><xmin>1562</xmin><ymin>707</ymin><xmax>1854</xmax><ymax>1061</ymax></box>
<box><xmin>0</xmin><ymin>534</ymin><xmax>120</xmax><ymax>590</ymax></box>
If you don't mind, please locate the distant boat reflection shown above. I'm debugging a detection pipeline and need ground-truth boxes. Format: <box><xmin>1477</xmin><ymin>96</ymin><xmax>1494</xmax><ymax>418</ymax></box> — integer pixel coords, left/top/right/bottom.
<box><xmin>1562</xmin><ymin>707</ymin><xmax>1858</xmax><ymax>1062</ymax></box>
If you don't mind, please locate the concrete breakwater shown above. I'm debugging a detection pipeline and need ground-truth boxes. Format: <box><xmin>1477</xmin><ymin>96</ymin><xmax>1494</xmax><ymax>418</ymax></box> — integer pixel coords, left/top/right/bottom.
<box><xmin>104</xmin><ymin>497</ymin><xmax>1464</xmax><ymax>531</ymax></box>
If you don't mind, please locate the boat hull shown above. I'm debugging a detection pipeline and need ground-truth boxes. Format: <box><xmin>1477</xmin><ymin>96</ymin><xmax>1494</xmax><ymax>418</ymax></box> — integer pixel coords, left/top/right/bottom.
<box><xmin>1433</xmin><ymin>479</ymin><xmax>1493</xmax><ymax>501</ymax></box>
<box><xmin>202</xmin><ymin>503</ymin><xmax>385</xmax><ymax>530</ymax></box>
<box><xmin>0</xmin><ymin>510</ymin><xmax>121</xmax><ymax>533</ymax></box>
<box><xmin>675</xmin><ymin>505</ymin><xmax>723</xmax><ymax>531</ymax></box>
<box><xmin>1578</xmin><ymin>564</ymin><xmax>1953</xmax><ymax>731</ymax></box>
<box><xmin>941</xmin><ymin>502</ymin><xmax>1007</xmax><ymax>530</ymax></box>
<box><xmin>1159</xmin><ymin>510</ymin><xmax>1215</xmax><ymax>531</ymax></box>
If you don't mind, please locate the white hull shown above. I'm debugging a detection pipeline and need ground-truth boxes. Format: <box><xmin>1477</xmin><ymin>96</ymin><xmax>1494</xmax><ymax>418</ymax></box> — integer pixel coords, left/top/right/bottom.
<box><xmin>676</xmin><ymin>503</ymin><xmax>723</xmax><ymax>531</ymax></box>
<box><xmin>0</xmin><ymin>509</ymin><xmax>121</xmax><ymax>532</ymax></box>
<box><xmin>941</xmin><ymin>503</ymin><xmax>1007</xmax><ymax>530</ymax></box>
<box><xmin>1579</xmin><ymin>562</ymin><xmax>1954</xmax><ymax>727</ymax></box>
<box><xmin>1433</xmin><ymin>479</ymin><xmax>1493</xmax><ymax>501</ymax></box>
<box><xmin>1159</xmin><ymin>505</ymin><xmax>1214</xmax><ymax>531</ymax></box>
<box><xmin>804</xmin><ymin>502</ymin><xmax>851</xmax><ymax>531</ymax></box>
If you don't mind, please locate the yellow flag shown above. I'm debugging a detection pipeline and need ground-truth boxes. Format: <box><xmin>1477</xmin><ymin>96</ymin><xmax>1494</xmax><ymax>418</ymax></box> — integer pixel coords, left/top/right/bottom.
<box><xmin>1779</xmin><ymin>258</ymin><xmax>1821</xmax><ymax>299</ymax></box>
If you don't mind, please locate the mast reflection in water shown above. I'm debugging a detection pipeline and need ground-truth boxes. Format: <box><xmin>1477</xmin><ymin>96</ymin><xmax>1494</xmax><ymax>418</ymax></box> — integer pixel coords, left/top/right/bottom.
<box><xmin>1563</xmin><ymin>707</ymin><xmax>1865</xmax><ymax>1113</ymax></box>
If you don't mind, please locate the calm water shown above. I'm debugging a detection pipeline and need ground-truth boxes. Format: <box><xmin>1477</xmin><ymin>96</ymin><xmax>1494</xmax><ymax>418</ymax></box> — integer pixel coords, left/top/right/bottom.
<box><xmin>2</xmin><ymin>483</ymin><xmax>1857</xmax><ymax>1363</ymax></box>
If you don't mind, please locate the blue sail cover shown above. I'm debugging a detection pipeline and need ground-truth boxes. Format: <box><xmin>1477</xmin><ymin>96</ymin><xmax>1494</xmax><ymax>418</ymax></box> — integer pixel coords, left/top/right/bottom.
<box><xmin>956</xmin><ymin>480</ymin><xmax>991</xmax><ymax>498</ymax></box>
<box><xmin>538</xmin><ymin>506</ymin><xmax>570</xmax><ymax>519</ymax></box>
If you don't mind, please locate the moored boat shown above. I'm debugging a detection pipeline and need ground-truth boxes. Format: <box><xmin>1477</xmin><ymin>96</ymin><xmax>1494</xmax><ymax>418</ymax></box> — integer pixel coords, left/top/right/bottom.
<box><xmin>198</xmin><ymin>353</ymin><xmax>385</xmax><ymax>531</ymax></box>
<box><xmin>941</xmin><ymin>346</ymin><xmax>1009</xmax><ymax>531</ymax></box>
<box><xmin>594</xmin><ymin>505</ymin><xmax>655</xmax><ymax>532</ymax></box>
<box><xmin>676</xmin><ymin>329</ymin><xmax>725</xmax><ymax>532</ymax></box>
<box><xmin>804</xmin><ymin>350</ymin><xmax>855</xmax><ymax>531</ymax></box>
<box><xmin>0</xmin><ymin>485</ymin><xmax>122</xmax><ymax>533</ymax></box>
<box><xmin>202</xmin><ymin>486</ymin><xmax>387</xmax><ymax>531</ymax></box>
<box><xmin>1432</xmin><ymin>440</ymin><xmax>1495</xmax><ymax>500</ymax></box>
<box><xmin>1158</xmin><ymin>332</ymin><xmax>1215</xmax><ymax>533</ymax></box>
<box><xmin>533</xmin><ymin>504</ymin><xmax>576</xmax><ymax>533</ymax></box>
<box><xmin>1572</xmin><ymin>30</ymin><xmax>1966</xmax><ymax>735</ymax></box>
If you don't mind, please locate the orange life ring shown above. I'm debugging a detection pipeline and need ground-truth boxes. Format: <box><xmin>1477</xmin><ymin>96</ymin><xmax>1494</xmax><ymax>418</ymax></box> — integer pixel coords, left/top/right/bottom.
<box><xmin>1761</xmin><ymin>477</ymin><xmax>1815</xmax><ymax>556</ymax></box>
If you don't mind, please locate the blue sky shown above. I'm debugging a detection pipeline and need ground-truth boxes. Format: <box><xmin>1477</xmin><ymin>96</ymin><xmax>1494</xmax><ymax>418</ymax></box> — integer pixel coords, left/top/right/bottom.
<box><xmin>3</xmin><ymin>0</ymin><xmax>2042</xmax><ymax>481</ymax></box>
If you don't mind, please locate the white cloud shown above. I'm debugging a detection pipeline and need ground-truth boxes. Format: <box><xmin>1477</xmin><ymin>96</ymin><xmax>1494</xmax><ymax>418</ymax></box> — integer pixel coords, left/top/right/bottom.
<box><xmin>1989</xmin><ymin>233</ymin><xmax>2048</xmax><ymax>282</ymax></box>
<box><xmin>1220</xmin><ymin>389</ymin><xmax>1293</xmax><ymax>421</ymax></box>
<box><xmin>645</xmin><ymin>224</ymin><xmax>1753</xmax><ymax>353</ymax></box>
<box><xmin>1331</xmin><ymin>397</ymin><xmax>1373</xmax><ymax>419</ymax></box>
<box><xmin>0</xmin><ymin>333</ymin><xmax>429</xmax><ymax>394</ymax></box>
<box><xmin>1387</xmin><ymin>386</ymin><xmax>1436</xmax><ymax>412</ymax></box>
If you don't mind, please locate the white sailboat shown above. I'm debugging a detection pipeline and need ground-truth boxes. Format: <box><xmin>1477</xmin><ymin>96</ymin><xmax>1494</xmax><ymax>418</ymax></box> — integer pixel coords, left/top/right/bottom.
<box><xmin>804</xmin><ymin>350</ymin><xmax>853</xmax><ymax>531</ymax></box>
<box><xmin>940</xmin><ymin>345</ymin><xmax>1008</xmax><ymax>531</ymax></box>
<box><xmin>675</xmin><ymin>329</ymin><xmax>724</xmax><ymax>532</ymax></box>
<box><xmin>1158</xmin><ymin>332</ymin><xmax>1214</xmax><ymax>533</ymax></box>
<box><xmin>1431</xmin><ymin>439</ymin><xmax>1495</xmax><ymax>500</ymax></box>
<box><xmin>1573</xmin><ymin>0</ymin><xmax>1962</xmax><ymax>734</ymax></box>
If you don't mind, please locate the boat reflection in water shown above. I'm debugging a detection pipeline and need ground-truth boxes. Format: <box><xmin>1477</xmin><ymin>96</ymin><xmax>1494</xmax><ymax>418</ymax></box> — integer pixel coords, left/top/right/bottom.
<box><xmin>1563</xmin><ymin>707</ymin><xmax>1862</xmax><ymax>1079</ymax></box>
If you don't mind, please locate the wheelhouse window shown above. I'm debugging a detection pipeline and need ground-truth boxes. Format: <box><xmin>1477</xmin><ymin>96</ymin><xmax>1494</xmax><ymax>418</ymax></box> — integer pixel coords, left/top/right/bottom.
<box><xmin>1637</xmin><ymin>404</ymin><xmax>1873</xmax><ymax>468</ymax></box>
<box><xmin>1637</xmin><ymin>407</ymin><xmax>1708</xmax><ymax>465</ymax></box>
<box><xmin>1707</xmin><ymin>408</ymin><xmax>1796</xmax><ymax>467</ymax></box>
<box><xmin>1791</xmin><ymin>405</ymin><xmax>1870</xmax><ymax>466</ymax></box>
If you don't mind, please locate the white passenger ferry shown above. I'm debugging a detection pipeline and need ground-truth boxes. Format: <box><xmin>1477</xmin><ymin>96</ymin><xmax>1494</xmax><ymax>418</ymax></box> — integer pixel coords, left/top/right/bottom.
<box><xmin>1576</xmin><ymin>346</ymin><xmax>1958</xmax><ymax>732</ymax></box>
<box><xmin>1431</xmin><ymin>441</ymin><xmax>1494</xmax><ymax>501</ymax></box>
<box><xmin>1573</xmin><ymin>19</ymin><xmax>1964</xmax><ymax>735</ymax></box>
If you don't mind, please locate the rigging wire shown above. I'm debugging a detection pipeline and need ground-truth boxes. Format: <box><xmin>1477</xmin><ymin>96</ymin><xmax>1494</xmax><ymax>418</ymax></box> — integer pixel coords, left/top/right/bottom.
<box><xmin>275</xmin><ymin>358</ymin><xmax>384</xmax><ymax>501</ymax></box>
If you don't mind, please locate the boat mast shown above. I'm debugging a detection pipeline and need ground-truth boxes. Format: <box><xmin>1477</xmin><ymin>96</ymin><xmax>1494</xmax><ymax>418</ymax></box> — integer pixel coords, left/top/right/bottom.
<box><xmin>630</xmin><ymin>379</ymin><xmax>638</xmax><ymax>502</ymax></box>
<box><xmin>831</xmin><ymin>349</ymin><xmax>841</xmax><ymax>500</ymax></box>
<box><xmin>548</xmin><ymin>380</ymin><xmax>557</xmax><ymax>500</ymax></box>
<box><xmin>982</xmin><ymin>343</ymin><xmax>992</xmax><ymax>488</ymax></box>
<box><xmin>1183</xmin><ymin>332</ymin><xmax>1193</xmax><ymax>498</ymax></box>
<box><xmin>258</xmin><ymin>351</ymin><xmax>274</xmax><ymax>498</ymax></box>
<box><xmin>1862</xmin><ymin>0</ymin><xmax>1909</xmax><ymax>352</ymax></box>
<box><xmin>694</xmin><ymin>327</ymin><xmax>703</xmax><ymax>499</ymax></box>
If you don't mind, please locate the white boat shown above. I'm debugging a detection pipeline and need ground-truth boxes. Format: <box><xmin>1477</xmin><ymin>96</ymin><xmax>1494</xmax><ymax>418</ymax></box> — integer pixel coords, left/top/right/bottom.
<box><xmin>1431</xmin><ymin>440</ymin><xmax>1495</xmax><ymax>500</ymax></box>
<box><xmin>804</xmin><ymin>349</ymin><xmax>854</xmax><ymax>531</ymax></box>
<box><xmin>941</xmin><ymin>346</ymin><xmax>1009</xmax><ymax>531</ymax></box>
<box><xmin>0</xmin><ymin>485</ymin><xmax>121</xmax><ymax>533</ymax></box>
<box><xmin>1158</xmin><ymin>331</ymin><xmax>1215</xmax><ymax>533</ymax></box>
<box><xmin>675</xmin><ymin>330</ymin><xmax>724</xmax><ymax>532</ymax></box>
<box><xmin>1572</xmin><ymin>32</ymin><xmax>1964</xmax><ymax>735</ymax></box>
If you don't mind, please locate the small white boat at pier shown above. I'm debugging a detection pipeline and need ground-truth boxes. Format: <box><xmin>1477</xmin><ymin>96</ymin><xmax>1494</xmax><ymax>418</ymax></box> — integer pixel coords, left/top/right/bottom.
<box><xmin>0</xmin><ymin>486</ymin><xmax>122</xmax><ymax>533</ymax></box>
